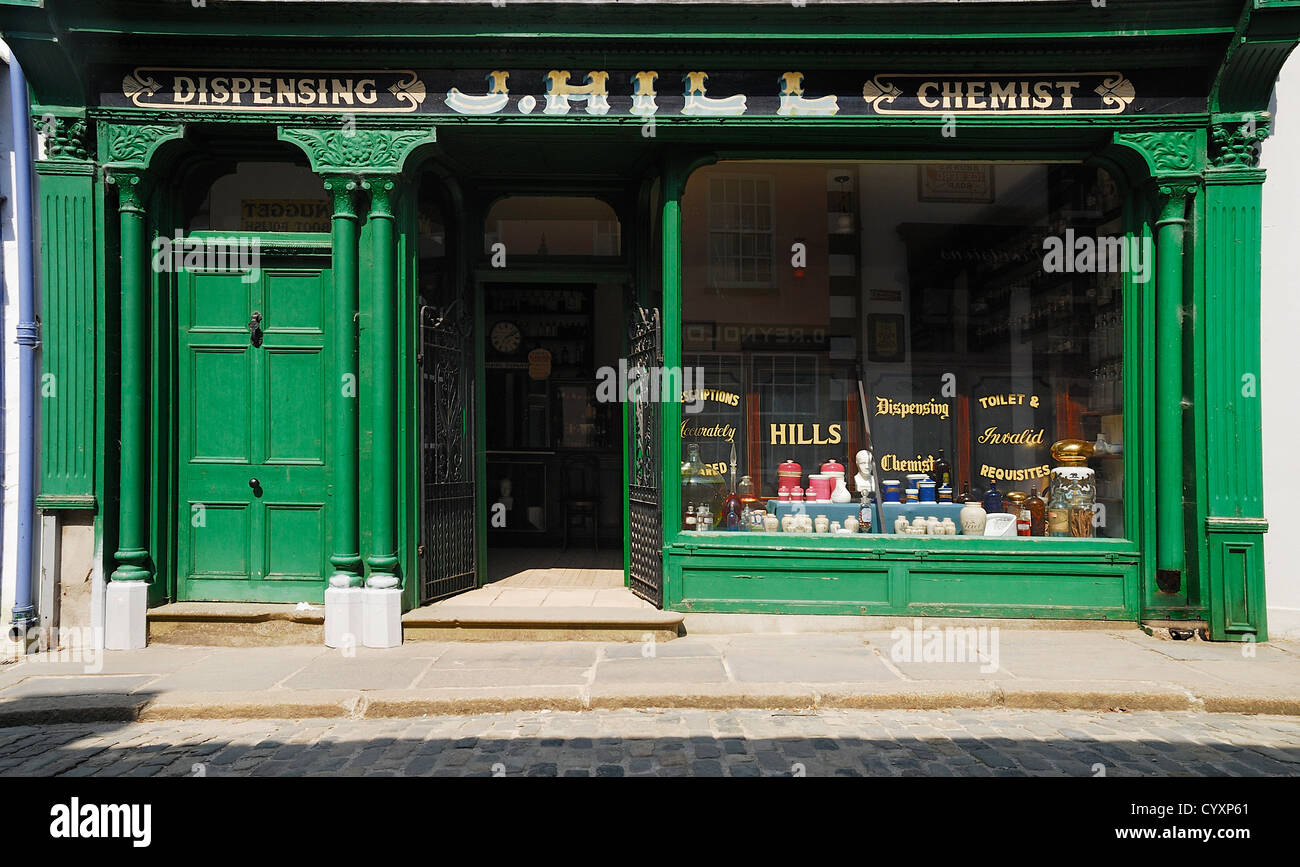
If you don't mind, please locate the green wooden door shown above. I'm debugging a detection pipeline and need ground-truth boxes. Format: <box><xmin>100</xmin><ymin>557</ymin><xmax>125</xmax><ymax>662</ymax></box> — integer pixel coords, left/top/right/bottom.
<box><xmin>176</xmin><ymin>261</ymin><xmax>333</xmax><ymax>603</ymax></box>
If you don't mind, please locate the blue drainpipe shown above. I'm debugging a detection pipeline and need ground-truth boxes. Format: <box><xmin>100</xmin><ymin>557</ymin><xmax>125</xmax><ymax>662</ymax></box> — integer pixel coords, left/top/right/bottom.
<box><xmin>8</xmin><ymin>55</ymin><xmax>39</xmax><ymax>645</ymax></box>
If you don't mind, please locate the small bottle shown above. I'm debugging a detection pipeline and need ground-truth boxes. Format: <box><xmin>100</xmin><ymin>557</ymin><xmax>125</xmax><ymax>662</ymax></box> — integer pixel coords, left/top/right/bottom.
<box><xmin>684</xmin><ymin>502</ymin><xmax>697</xmax><ymax>532</ymax></box>
<box><xmin>982</xmin><ymin>480</ymin><xmax>1003</xmax><ymax>514</ymax></box>
<box><xmin>1047</xmin><ymin>482</ymin><xmax>1071</xmax><ymax>537</ymax></box>
<box><xmin>696</xmin><ymin>502</ymin><xmax>712</xmax><ymax>531</ymax></box>
<box><xmin>931</xmin><ymin>449</ymin><xmax>953</xmax><ymax>489</ymax></box>
<box><xmin>1026</xmin><ymin>484</ymin><xmax>1047</xmax><ymax>536</ymax></box>
<box><xmin>957</xmin><ymin>483</ymin><xmax>970</xmax><ymax>504</ymax></box>
<box><xmin>858</xmin><ymin>490</ymin><xmax>873</xmax><ymax>533</ymax></box>
<box><xmin>724</xmin><ymin>489</ymin><xmax>743</xmax><ymax>531</ymax></box>
<box><xmin>1017</xmin><ymin>506</ymin><xmax>1031</xmax><ymax>536</ymax></box>
<box><xmin>737</xmin><ymin>475</ymin><xmax>758</xmax><ymax>508</ymax></box>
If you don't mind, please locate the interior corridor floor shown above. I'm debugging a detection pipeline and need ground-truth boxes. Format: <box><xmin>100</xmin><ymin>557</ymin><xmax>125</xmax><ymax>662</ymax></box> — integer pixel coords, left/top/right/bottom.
<box><xmin>427</xmin><ymin>547</ymin><xmax>654</xmax><ymax>610</ymax></box>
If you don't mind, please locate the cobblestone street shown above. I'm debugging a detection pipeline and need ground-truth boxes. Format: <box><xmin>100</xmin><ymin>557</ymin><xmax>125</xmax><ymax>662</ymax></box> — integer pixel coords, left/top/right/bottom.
<box><xmin>2</xmin><ymin>709</ymin><xmax>1298</xmax><ymax>777</ymax></box>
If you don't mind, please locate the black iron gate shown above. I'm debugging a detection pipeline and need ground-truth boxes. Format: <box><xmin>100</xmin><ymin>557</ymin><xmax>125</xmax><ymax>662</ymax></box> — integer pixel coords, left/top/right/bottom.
<box><xmin>419</xmin><ymin>303</ymin><xmax>477</xmax><ymax>602</ymax></box>
<box><xmin>626</xmin><ymin>305</ymin><xmax>664</xmax><ymax>607</ymax></box>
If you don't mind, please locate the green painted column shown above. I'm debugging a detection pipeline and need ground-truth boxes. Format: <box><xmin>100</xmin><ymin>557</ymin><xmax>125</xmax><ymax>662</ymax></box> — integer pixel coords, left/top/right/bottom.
<box><xmin>34</xmin><ymin>117</ymin><xmax>98</xmax><ymax>509</ymax></box>
<box><xmin>108</xmin><ymin>169</ymin><xmax>152</xmax><ymax>583</ymax></box>
<box><xmin>364</xmin><ymin>176</ymin><xmax>400</xmax><ymax>588</ymax></box>
<box><xmin>325</xmin><ymin>175</ymin><xmax>363</xmax><ymax>588</ymax></box>
<box><xmin>1153</xmin><ymin>181</ymin><xmax>1195</xmax><ymax>591</ymax></box>
<box><xmin>1201</xmin><ymin>114</ymin><xmax>1271</xmax><ymax>641</ymax></box>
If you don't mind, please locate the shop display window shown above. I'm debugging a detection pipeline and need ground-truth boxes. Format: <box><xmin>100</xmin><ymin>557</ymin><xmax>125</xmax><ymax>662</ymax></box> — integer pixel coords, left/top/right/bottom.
<box><xmin>679</xmin><ymin>161</ymin><xmax>1129</xmax><ymax>540</ymax></box>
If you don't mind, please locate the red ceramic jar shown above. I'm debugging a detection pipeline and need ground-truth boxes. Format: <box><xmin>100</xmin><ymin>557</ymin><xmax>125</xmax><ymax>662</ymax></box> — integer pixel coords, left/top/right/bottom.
<box><xmin>777</xmin><ymin>459</ymin><xmax>802</xmax><ymax>493</ymax></box>
<box><xmin>820</xmin><ymin>459</ymin><xmax>846</xmax><ymax>480</ymax></box>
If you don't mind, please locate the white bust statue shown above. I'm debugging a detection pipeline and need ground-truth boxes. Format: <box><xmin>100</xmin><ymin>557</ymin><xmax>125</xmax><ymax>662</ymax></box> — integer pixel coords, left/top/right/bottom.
<box><xmin>854</xmin><ymin>449</ymin><xmax>875</xmax><ymax>495</ymax></box>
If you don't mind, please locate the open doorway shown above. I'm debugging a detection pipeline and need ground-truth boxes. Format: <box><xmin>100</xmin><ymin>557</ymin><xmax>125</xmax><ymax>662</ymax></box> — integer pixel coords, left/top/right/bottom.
<box><xmin>483</xmin><ymin>281</ymin><xmax>625</xmax><ymax>575</ymax></box>
<box><xmin>480</xmin><ymin>197</ymin><xmax>628</xmax><ymax>589</ymax></box>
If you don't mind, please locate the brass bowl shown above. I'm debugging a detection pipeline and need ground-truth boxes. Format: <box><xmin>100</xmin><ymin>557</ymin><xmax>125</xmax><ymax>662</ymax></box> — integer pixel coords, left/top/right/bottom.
<box><xmin>1050</xmin><ymin>438</ymin><xmax>1094</xmax><ymax>466</ymax></box>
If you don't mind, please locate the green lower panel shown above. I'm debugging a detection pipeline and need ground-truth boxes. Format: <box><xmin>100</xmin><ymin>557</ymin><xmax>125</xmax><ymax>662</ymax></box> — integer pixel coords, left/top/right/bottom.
<box><xmin>679</xmin><ymin>565</ymin><xmax>890</xmax><ymax>610</ymax></box>
<box><xmin>668</xmin><ymin>550</ymin><xmax>1139</xmax><ymax>620</ymax></box>
<box><xmin>906</xmin><ymin>568</ymin><xmax>1134</xmax><ymax>619</ymax></box>
<box><xmin>177</xmin><ymin>578</ymin><xmax>326</xmax><ymax>604</ymax></box>
<box><xmin>1206</xmin><ymin>529</ymin><xmax>1267</xmax><ymax>642</ymax></box>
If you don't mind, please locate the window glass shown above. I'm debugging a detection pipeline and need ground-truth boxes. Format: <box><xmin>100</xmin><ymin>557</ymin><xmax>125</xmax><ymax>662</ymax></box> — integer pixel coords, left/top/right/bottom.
<box><xmin>188</xmin><ymin>161</ymin><xmax>328</xmax><ymax>233</ymax></box>
<box><xmin>680</xmin><ymin>161</ymin><xmax>1127</xmax><ymax>539</ymax></box>
<box><xmin>485</xmin><ymin>196</ymin><xmax>621</xmax><ymax>257</ymax></box>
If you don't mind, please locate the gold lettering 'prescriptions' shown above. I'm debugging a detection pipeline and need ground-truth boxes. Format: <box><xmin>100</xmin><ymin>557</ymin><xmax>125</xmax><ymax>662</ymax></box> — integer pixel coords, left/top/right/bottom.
<box><xmin>679</xmin><ymin>388</ymin><xmax>741</xmax><ymax>406</ymax></box>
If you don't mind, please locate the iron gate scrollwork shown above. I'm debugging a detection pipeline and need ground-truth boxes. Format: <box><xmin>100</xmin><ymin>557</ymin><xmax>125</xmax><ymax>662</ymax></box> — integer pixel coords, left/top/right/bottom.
<box><xmin>419</xmin><ymin>303</ymin><xmax>477</xmax><ymax>602</ymax></box>
<box><xmin>627</xmin><ymin>305</ymin><xmax>663</xmax><ymax>607</ymax></box>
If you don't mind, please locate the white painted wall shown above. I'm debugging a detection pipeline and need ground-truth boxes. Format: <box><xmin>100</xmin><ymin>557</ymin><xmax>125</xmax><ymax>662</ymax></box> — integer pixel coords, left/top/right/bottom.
<box><xmin>0</xmin><ymin>43</ymin><xmax>20</xmax><ymax>634</ymax></box>
<box><xmin>1261</xmin><ymin>56</ymin><xmax>1300</xmax><ymax>639</ymax></box>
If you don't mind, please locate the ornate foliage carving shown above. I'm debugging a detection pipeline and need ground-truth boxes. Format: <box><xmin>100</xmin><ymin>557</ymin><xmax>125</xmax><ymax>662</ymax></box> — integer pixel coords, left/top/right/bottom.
<box><xmin>38</xmin><ymin>115</ymin><xmax>90</xmax><ymax>161</ymax></box>
<box><xmin>100</xmin><ymin>122</ymin><xmax>185</xmax><ymax>168</ymax></box>
<box><xmin>1210</xmin><ymin>114</ymin><xmax>1271</xmax><ymax>169</ymax></box>
<box><xmin>278</xmin><ymin>126</ymin><xmax>436</xmax><ymax>174</ymax></box>
<box><xmin>1114</xmin><ymin>131</ymin><xmax>1200</xmax><ymax>176</ymax></box>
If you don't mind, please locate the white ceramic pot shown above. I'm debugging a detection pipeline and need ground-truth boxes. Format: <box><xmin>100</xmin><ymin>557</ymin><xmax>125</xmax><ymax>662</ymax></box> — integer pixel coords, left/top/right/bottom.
<box><xmin>830</xmin><ymin>478</ymin><xmax>851</xmax><ymax>503</ymax></box>
<box><xmin>960</xmin><ymin>501</ymin><xmax>987</xmax><ymax>536</ymax></box>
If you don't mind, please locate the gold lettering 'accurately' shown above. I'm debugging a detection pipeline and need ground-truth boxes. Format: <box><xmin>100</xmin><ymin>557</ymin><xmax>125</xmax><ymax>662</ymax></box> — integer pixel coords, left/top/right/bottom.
<box><xmin>681</xmin><ymin>420</ymin><xmax>736</xmax><ymax>443</ymax></box>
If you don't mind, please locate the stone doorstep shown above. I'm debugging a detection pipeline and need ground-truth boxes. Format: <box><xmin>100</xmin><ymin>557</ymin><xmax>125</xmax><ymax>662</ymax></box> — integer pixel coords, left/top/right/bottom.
<box><xmin>146</xmin><ymin>603</ymin><xmax>326</xmax><ymax>647</ymax></box>
<box><xmin>141</xmin><ymin>602</ymin><xmax>683</xmax><ymax>646</ymax></box>
<box><xmin>402</xmin><ymin>605</ymin><xmax>686</xmax><ymax>643</ymax></box>
<box><xmin>147</xmin><ymin>602</ymin><xmax>325</xmax><ymax>624</ymax></box>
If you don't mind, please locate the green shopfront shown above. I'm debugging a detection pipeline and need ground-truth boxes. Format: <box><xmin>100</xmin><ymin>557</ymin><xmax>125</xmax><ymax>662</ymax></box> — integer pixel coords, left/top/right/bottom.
<box><xmin>3</xmin><ymin>0</ymin><xmax>1294</xmax><ymax>647</ymax></box>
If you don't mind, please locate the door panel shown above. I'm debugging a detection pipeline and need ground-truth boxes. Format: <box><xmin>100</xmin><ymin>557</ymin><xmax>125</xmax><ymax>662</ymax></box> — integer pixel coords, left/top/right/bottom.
<box><xmin>189</xmin><ymin>503</ymin><xmax>251</xmax><ymax>578</ymax></box>
<box><xmin>190</xmin><ymin>347</ymin><xmax>253</xmax><ymax>461</ymax></box>
<box><xmin>177</xmin><ymin>261</ymin><xmax>333</xmax><ymax>602</ymax></box>
<box><xmin>264</xmin><ymin>504</ymin><xmax>326</xmax><ymax>580</ymax></box>
<box><xmin>265</xmin><ymin>349</ymin><xmax>326</xmax><ymax>463</ymax></box>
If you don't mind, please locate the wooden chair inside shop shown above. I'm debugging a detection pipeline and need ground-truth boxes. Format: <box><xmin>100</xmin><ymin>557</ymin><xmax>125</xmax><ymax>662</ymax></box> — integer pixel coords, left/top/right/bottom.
<box><xmin>560</xmin><ymin>453</ymin><xmax>602</xmax><ymax>551</ymax></box>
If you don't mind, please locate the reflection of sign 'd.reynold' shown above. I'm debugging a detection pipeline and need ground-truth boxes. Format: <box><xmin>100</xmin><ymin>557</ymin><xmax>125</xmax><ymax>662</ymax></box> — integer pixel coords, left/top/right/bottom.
<box><xmin>103</xmin><ymin>68</ymin><xmax>1190</xmax><ymax>117</ymax></box>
